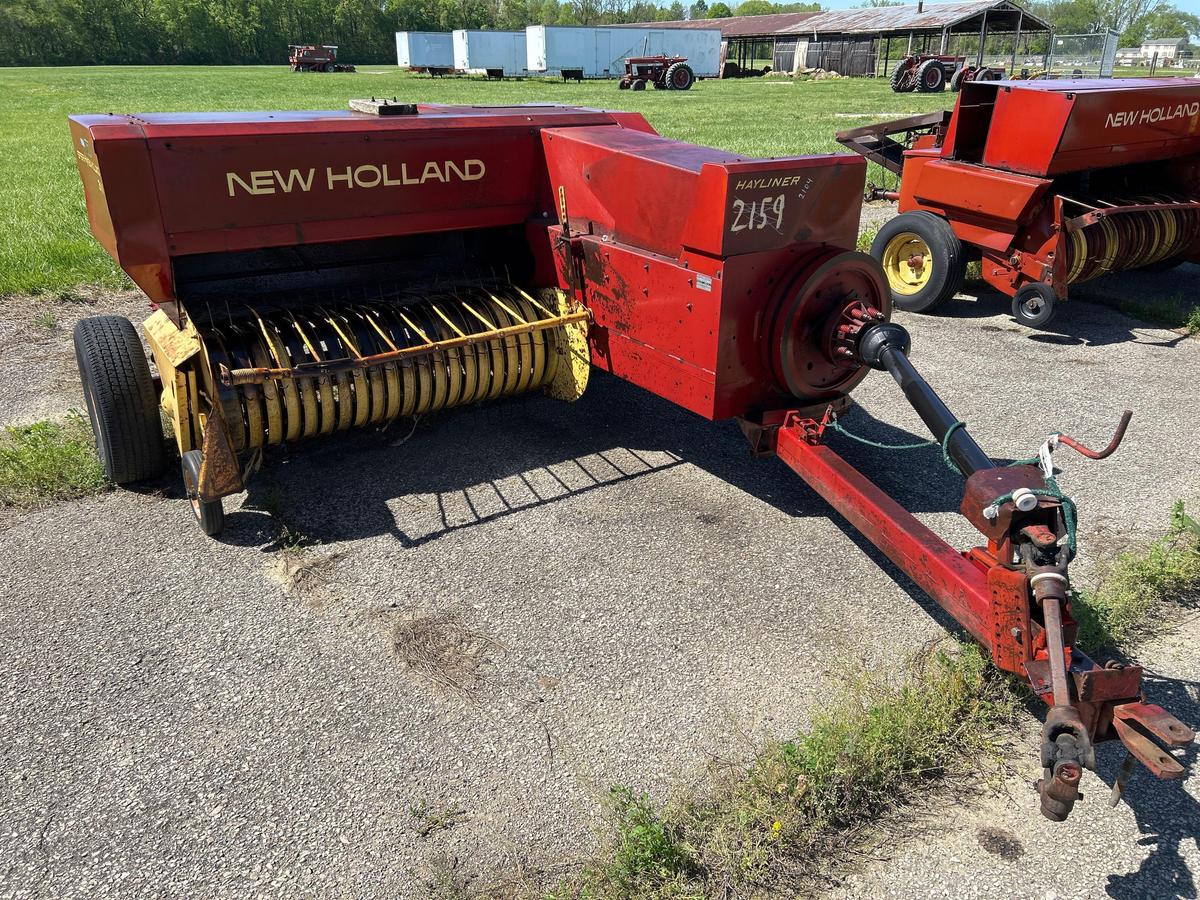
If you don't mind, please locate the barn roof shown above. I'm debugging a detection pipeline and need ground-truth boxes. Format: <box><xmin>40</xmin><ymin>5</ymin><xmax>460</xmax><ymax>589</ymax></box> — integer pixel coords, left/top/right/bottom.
<box><xmin>636</xmin><ymin>1</ymin><xmax>1046</xmax><ymax>39</ymax></box>
<box><xmin>783</xmin><ymin>0</ymin><xmax>1048</xmax><ymax>37</ymax></box>
<box><xmin>626</xmin><ymin>12</ymin><xmax>818</xmax><ymax>38</ymax></box>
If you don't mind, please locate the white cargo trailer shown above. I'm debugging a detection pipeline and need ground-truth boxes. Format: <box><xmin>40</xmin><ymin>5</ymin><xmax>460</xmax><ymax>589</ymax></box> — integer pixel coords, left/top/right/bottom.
<box><xmin>526</xmin><ymin>25</ymin><xmax>721</xmax><ymax>78</ymax></box>
<box><xmin>395</xmin><ymin>32</ymin><xmax>455</xmax><ymax>71</ymax></box>
<box><xmin>453</xmin><ymin>30</ymin><xmax>527</xmax><ymax>76</ymax></box>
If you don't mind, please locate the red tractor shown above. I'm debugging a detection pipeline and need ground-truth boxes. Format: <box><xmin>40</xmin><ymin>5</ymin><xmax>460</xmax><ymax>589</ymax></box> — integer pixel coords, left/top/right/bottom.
<box><xmin>288</xmin><ymin>44</ymin><xmax>356</xmax><ymax>73</ymax></box>
<box><xmin>618</xmin><ymin>55</ymin><xmax>695</xmax><ymax>91</ymax></box>
<box><xmin>890</xmin><ymin>54</ymin><xmax>1003</xmax><ymax>93</ymax></box>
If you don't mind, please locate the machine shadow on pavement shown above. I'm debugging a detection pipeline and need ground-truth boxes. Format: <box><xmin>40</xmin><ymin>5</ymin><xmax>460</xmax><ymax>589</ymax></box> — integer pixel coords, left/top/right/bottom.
<box><xmin>932</xmin><ymin>264</ymin><xmax>1199</xmax><ymax>349</ymax></box>
<box><xmin>1101</xmin><ymin>671</ymin><xmax>1199</xmax><ymax>900</ymax></box>
<box><xmin>209</xmin><ymin>369</ymin><xmax>966</xmax><ymax>550</ymax></box>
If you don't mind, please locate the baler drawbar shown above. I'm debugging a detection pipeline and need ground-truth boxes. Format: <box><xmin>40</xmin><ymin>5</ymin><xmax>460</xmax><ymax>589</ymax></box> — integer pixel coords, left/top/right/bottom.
<box><xmin>68</xmin><ymin>99</ymin><xmax>1193</xmax><ymax>821</ymax></box>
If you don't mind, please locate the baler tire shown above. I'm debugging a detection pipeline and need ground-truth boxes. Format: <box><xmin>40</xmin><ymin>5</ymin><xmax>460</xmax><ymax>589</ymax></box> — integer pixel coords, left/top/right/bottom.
<box><xmin>871</xmin><ymin>212</ymin><xmax>964</xmax><ymax>313</ymax></box>
<box><xmin>73</xmin><ymin>315</ymin><xmax>166</xmax><ymax>485</ymax></box>
<box><xmin>665</xmin><ymin>62</ymin><xmax>695</xmax><ymax>90</ymax></box>
<box><xmin>1011</xmin><ymin>283</ymin><xmax>1057</xmax><ymax>329</ymax></box>
<box><xmin>181</xmin><ymin>450</ymin><xmax>225</xmax><ymax>536</ymax></box>
<box><xmin>915</xmin><ymin>59</ymin><xmax>947</xmax><ymax>93</ymax></box>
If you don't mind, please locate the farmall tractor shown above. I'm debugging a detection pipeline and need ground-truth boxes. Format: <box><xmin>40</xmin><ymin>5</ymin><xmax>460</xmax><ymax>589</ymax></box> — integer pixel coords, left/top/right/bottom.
<box><xmin>618</xmin><ymin>55</ymin><xmax>696</xmax><ymax>91</ymax></box>
<box><xmin>890</xmin><ymin>53</ymin><xmax>1003</xmax><ymax>93</ymax></box>
<box><xmin>68</xmin><ymin>95</ymin><xmax>1193</xmax><ymax>821</ymax></box>
<box><xmin>288</xmin><ymin>44</ymin><xmax>356</xmax><ymax>73</ymax></box>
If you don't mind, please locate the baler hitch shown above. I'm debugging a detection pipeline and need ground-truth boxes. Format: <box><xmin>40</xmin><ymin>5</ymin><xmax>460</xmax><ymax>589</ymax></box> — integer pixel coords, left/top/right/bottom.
<box><xmin>771</xmin><ymin>314</ymin><xmax>1194</xmax><ymax>821</ymax></box>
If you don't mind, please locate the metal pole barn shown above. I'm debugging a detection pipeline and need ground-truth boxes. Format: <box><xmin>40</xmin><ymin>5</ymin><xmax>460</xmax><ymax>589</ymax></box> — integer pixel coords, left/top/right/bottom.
<box><xmin>1010</xmin><ymin>10</ymin><xmax>1024</xmax><ymax>75</ymax></box>
<box><xmin>976</xmin><ymin>9</ymin><xmax>988</xmax><ymax>68</ymax></box>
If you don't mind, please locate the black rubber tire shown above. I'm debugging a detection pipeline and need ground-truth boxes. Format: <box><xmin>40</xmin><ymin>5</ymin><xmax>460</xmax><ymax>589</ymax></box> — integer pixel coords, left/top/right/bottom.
<box><xmin>618</xmin><ymin>78</ymin><xmax>630</xmax><ymax>89</ymax></box>
<box><xmin>982</xmin><ymin>69</ymin><xmax>1004</xmax><ymax>81</ymax></box>
<box><xmin>631</xmin><ymin>79</ymin><xmax>646</xmax><ymax>91</ymax></box>
<box><xmin>916</xmin><ymin>59</ymin><xmax>947</xmax><ymax>93</ymax></box>
<box><xmin>665</xmin><ymin>62</ymin><xmax>694</xmax><ymax>90</ymax></box>
<box><xmin>1011</xmin><ymin>283</ymin><xmax>1057</xmax><ymax>329</ymax></box>
<box><xmin>73</xmin><ymin>315</ymin><xmax>166</xmax><ymax>484</ymax></box>
<box><xmin>322</xmin><ymin>62</ymin><xmax>335</xmax><ymax>73</ymax></box>
<box><xmin>870</xmin><ymin>211</ymin><xmax>966</xmax><ymax>313</ymax></box>
<box><xmin>181</xmin><ymin>450</ymin><xmax>225</xmax><ymax>536</ymax></box>
<box><xmin>950</xmin><ymin>66</ymin><xmax>968</xmax><ymax>91</ymax></box>
<box><xmin>890</xmin><ymin>59</ymin><xmax>912</xmax><ymax>92</ymax></box>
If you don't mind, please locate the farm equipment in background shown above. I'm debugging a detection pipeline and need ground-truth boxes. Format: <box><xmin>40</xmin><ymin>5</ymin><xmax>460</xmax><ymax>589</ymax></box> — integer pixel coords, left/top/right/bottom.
<box><xmin>890</xmin><ymin>54</ymin><xmax>1005</xmax><ymax>93</ymax></box>
<box><xmin>618</xmin><ymin>55</ymin><xmax>695</xmax><ymax>91</ymax></box>
<box><xmin>68</xmin><ymin>97</ymin><xmax>1193</xmax><ymax>820</ymax></box>
<box><xmin>838</xmin><ymin>78</ymin><xmax>1200</xmax><ymax>327</ymax></box>
<box><xmin>288</xmin><ymin>44</ymin><xmax>355</xmax><ymax>73</ymax></box>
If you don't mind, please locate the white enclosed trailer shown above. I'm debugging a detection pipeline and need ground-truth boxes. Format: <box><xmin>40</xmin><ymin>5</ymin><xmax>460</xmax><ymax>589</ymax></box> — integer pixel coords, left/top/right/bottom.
<box><xmin>526</xmin><ymin>25</ymin><xmax>721</xmax><ymax>78</ymax></box>
<box><xmin>453</xmin><ymin>30</ymin><xmax>527</xmax><ymax>76</ymax></box>
<box><xmin>395</xmin><ymin>32</ymin><xmax>455</xmax><ymax>71</ymax></box>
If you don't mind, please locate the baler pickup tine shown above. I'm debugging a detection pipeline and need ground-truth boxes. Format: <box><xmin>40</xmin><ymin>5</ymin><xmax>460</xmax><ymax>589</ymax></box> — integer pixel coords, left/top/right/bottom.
<box><xmin>488</xmin><ymin>293</ymin><xmax>528</xmax><ymax>325</ymax></box>
<box><xmin>430</xmin><ymin>304</ymin><xmax>467</xmax><ymax>337</ymax></box>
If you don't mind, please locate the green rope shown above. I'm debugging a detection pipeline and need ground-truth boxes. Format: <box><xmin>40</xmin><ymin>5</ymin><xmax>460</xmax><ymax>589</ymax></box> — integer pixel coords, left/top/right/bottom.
<box><xmin>829</xmin><ymin>418</ymin><xmax>1078</xmax><ymax>557</ymax></box>
<box><xmin>984</xmin><ymin>477</ymin><xmax>1078</xmax><ymax>559</ymax></box>
<box><xmin>827</xmin><ymin>418</ymin><xmax>938</xmax><ymax>451</ymax></box>
<box><xmin>827</xmin><ymin>417</ymin><xmax>968</xmax><ymax>476</ymax></box>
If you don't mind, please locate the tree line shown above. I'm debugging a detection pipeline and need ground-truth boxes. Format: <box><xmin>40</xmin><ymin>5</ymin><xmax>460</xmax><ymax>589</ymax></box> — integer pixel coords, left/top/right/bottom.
<box><xmin>1</xmin><ymin>0</ymin><xmax>1194</xmax><ymax>67</ymax></box>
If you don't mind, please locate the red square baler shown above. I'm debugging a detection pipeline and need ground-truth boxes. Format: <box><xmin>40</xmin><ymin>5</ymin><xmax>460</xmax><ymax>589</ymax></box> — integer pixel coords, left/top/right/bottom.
<box><xmin>67</xmin><ymin>100</ymin><xmax>1192</xmax><ymax>819</ymax></box>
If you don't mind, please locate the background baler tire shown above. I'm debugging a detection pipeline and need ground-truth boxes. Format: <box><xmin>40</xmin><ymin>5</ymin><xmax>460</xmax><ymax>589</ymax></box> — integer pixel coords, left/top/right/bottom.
<box><xmin>871</xmin><ymin>211</ymin><xmax>965</xmax><ymax>313</ymax></box>
<box><xmin>73</xmin><ymin>315</ymin><xmax>166</xmax><ymax>484</ymax></box>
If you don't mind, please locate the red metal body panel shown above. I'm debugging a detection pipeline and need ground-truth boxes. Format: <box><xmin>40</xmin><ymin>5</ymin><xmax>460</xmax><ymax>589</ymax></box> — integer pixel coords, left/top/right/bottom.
<box><xmin>68</xmin><ymin>105</ymin><xmax>655</xmax><ymax>302</ymax></box>
<box><xmin>979</xmin><ymin>79</ymin><xmax>1200</xmax><ymax>177</ymax></box>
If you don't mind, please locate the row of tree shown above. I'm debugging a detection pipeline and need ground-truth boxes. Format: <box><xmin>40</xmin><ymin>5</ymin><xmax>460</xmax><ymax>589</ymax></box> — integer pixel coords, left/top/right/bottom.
<box><xmin>1</xmin><ymin>0</ymin><xmax>1194</xmax><ymax>67</ymax></box>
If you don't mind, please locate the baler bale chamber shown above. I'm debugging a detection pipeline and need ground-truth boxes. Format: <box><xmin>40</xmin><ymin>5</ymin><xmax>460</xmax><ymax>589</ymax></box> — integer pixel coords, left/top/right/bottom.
<box><xmin>69</xmin><ymin>98</ymin><xmax>1193</xmax><ymax>821</ymax></box>
<box><xmin>838</xmin><ymin>78</ymin><xmax>1200</xmax><ymax>327</ymax></box>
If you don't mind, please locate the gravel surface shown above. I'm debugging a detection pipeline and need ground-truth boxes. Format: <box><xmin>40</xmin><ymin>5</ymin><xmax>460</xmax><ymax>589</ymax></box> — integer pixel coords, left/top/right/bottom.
<box><xmin>0</xmin><ymin>264</ymin><xmax>1197</xmax><ymax>897</ymax></box>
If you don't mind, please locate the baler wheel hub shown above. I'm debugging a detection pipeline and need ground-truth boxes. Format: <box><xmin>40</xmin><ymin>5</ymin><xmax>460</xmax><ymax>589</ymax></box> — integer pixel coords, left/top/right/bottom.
<box><xmin>881</xmin><ymin>233</ymin><xmax>933</xmax><ymax>295</ymax></box>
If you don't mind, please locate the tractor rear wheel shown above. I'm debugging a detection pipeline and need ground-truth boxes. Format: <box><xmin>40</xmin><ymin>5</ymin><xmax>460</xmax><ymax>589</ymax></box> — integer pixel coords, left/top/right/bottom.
<box><xmin>871</xmin><ymin>211</ymin><xmax>965</xmax><ymax>313</ymax></box>
<box><xmin>890</xmin><ymin>59</ymin><xmax>913</xmax><ymax>92</ymax></box>
<box><xmin>181</xmin><ymin>450</ymin><xmax>225</xmax><ymax>536</ymax></box>
<box><xmin>950</xmin><ymin>66</ymin><xmax>968</xmax><ymax>91</ymax></box>
<box><xmin>73</xmin><ymin>315</ymin><xmax>166</xmax><ymax>484</ymax></box>
<box><xmin>665</xmin><ymin>62</ymin><xmax>695</xmax><ymax>90</ymax></box>
<box><xmin>916</xmin><ymin>59</ymin><xmax>947</xmax><ymax>92</ymax></box>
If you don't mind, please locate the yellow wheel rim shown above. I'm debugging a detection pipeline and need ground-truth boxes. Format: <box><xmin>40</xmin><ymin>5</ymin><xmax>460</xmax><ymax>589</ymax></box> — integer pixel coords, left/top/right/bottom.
<box><xmin>882</xmin><ymin>232</ymin><xmax>933</xmax><ymax>295</ymax></box>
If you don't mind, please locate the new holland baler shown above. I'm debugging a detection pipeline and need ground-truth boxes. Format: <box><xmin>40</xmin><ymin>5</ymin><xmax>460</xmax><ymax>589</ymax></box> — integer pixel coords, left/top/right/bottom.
<box><xmin>838</xmin><ymin>78</ymin><xmax>1200</xmax><ymax>327</ymax></box>
<box><xmin>68</xmin><ymin>98</ymin><xmax>1192</xmax><ymax>820</ymax></box>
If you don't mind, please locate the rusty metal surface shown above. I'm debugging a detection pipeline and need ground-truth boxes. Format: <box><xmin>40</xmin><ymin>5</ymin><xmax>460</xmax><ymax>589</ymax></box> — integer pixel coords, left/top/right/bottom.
<box><xmin>1115</xmin><ymin>701</ymin><xmax>1197</xmax><ymax>747</ymax></box>
<box><xmin>1113</xmin><ymin>718</ymin><xmax>1188</xmax><ymax>780</ymax></box>
<box><xmin>626</xmin><ymin>12</ymin><xmax>818</xmax><ymax>37</ymax></box>
<box><xmin>781</xmin><ymin>0</ymin><xmax>1049</xmax><ymax>36</ymax></box>
<box><xmin>197</xmin><ymin>406</ymin><xmax>244</xmax><ymax>502</ymax></box>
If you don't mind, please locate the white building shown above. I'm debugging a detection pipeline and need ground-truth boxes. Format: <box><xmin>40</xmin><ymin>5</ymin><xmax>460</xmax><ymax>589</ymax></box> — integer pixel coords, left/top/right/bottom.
<box><xmin>1140</xmin><ymin>37</ymin><xmax>1187</xmax><ymax>60</ymax></box>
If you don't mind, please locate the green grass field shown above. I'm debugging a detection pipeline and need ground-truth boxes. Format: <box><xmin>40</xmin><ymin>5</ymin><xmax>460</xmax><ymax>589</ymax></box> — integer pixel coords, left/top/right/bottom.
<box><xmin>0</xmin><ymin>66</ymin><xmax>956</xmax><ymax>297</ymax></box>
